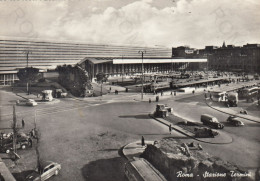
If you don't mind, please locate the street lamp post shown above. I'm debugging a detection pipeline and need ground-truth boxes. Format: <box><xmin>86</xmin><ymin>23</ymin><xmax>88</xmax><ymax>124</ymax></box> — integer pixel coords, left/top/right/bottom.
<box><xmin>34</xmin><ymin>110</ymin><xmax>41</xmax><ymax>180</ymax></box>
<box><xmin>23</xmin><ymin>50</ymin><xmax>32</xmax><ymax>68</ymax></box>
<box><xmin>138</xmin><ymin>50</ymin><xmax>146</xmax><ymax>100</ymax></box>
<box><xmin>121</xmin><ymin>55</ymin><xmax>124</xmax><ymax>83</ymax></box>
<box><xmin>23</xmin><ymin>51</ymin><xmax>32</xmax><ymax>95</ymax></box>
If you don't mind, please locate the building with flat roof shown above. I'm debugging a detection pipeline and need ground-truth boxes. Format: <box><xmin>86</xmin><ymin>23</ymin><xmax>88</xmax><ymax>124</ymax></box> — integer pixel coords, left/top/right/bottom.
<box><xmin>0</xmin><ymin>38</ymin><xmax>172</xmax><ymax>85</ymax></box>
<box><xmin>207</xmin><ymin>43</ymin><xmax>260</xmax><ymax>73</ymax></box>
<box><xmin>79</xmin><ymin>57</ymin><xmax>206</xmax><ymax>81</ymax></box>
<box><xmin>172</xmin><ymin>43</ymin><xmax>260</xmax><ymax>73</ymax></box>
<box><xmin>0</xmin><ymin>38</ymin><xmax>207</xmax><ymax>84</ymax></box>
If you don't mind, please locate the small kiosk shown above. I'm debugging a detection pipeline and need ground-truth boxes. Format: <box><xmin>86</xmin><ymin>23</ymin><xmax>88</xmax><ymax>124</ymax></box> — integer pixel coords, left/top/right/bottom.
<box><xmin>42</xmin><ymin>90</ymin><xmax>53</xmax><ymax>101</ymax></box>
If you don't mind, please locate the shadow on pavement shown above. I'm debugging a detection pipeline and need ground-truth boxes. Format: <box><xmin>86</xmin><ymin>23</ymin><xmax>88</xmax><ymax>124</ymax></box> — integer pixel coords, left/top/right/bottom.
<box><xmin>98</xmin><ymin>148</ymin><xmax>119</xmax><ymax>152</ymax></box>
<box><xmin>138</xmin><ymin>133</ymin><xmax>170</xmax><ymax>136</ymax></box>
<box><xmin>221</xmin><ymin>122</ymin><xmax>238</xmax><ymax>127</ymax></box>
<box><xmin>244</xmin><ymin>123</ymin><xmax>260</xmax><ymax>127</ymax></box>
<box><xmin>12</xmin><ymin>170</ymin><xmax>34</xmax><ymax>181</ymax></box>
<box><xmin>163</xmin><ymin>136</ymin><xmax>192</xmax><ymax>140</ymax></box>
<box><xmin>81</xmin><ymin>157</ymin><xmax>127</xmax><ymax>181</ymax></box>
<box><xmin>119</xmin><ymin>114</ymin><xmax>150</xmax><ymax>119</ymax></box>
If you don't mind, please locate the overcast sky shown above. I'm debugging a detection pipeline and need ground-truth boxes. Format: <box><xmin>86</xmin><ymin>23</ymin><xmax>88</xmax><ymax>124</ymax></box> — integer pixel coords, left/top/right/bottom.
<box><xmin>0</xmin><ymin>0</ymin><xmax>259</xmax><ymax>48</ymax></box>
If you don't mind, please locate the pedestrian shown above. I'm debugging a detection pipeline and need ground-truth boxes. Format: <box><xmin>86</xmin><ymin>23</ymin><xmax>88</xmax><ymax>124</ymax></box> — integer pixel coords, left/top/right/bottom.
<box><xmin>161</xmin><ymin>90</ymin><xmax>163</xmax><ymax>96</ymax></box>
<box><xmin>29</xmin><ymin>138</ymin><xmax>33</xmax><ymax>147</ymax></box>
<box><xmin>169</xmin><ymin>124</ymin><xmax>172</xmax><ymax>134</ymax></box>
<box><xmin>31</xmin><ymin>128</ymin><xmax>36</xmax><ymax>138</ymax></box>
<box><xmin>174</xmin><ymin>91</ymin><xmax>176</xmax><ymax>96</ymax></box>
<box><xmin>171</xmin><ymin>90</ymin><xmax>173</xmax><ymax>95</ymax></box>
<box><xmin>149</xmin><ymin>98</ymin><xmax>151</xmax><ymax>103</ymax></box>
<box><xmin>141</xmin><ymin>136</ymin><xmax>145</xmax><ymax>146</ymax></box>
<box><xmin>22</xmin><ymin>119</ymin><xmax>25</xmax><ymax>129</ymax></box>
<box><xmin>156</xmin><ymin>96</ymin><xmax>159</xmax><ymax>102</ymax></box>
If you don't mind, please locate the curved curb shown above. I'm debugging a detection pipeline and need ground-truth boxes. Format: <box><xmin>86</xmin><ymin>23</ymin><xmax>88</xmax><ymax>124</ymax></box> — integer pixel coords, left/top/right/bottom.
<box><xmin>205</xmin><ymin>99</ymin><xmax>260</xmax><ymax>123</ymax></box>
<box><xmin>122</xmin><ymin>141</ymin><xmax>154</xmax><ymax>161</ymax></box>
<box><xmin>16</xmin><ymin>93</ymin><xmax>60</xmax><ymax>104</ymax></box>
<box><xmin>148</xmin><ymin>114</ymin><xmax>233</xmax><ymax>145</ymax></box>
<box><xmin>122</xmin><ymin>142</ymin><xmax>135</xmax><ymax>161</ymax></box>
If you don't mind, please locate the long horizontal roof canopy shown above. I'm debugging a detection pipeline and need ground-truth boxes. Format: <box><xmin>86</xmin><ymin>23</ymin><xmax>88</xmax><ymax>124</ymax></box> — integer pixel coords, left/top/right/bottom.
<box><xmin>113</xmin><ymin>58</ymin><xmax>207</xmax><ymax>64</ymax></box>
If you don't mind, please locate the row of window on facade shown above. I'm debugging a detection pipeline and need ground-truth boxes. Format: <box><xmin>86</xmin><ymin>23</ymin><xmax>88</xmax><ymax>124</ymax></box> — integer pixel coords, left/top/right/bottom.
<box><xmin>0</xmin><ymin>73</ymin><xmax>19</xmax><ymax>85</ymax></box>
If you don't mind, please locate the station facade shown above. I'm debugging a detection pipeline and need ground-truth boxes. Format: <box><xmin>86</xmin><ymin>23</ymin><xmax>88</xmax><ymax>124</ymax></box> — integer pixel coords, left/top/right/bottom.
<box><xmin>1</xmin><ymin>38</ymin><xmax>259</xmax><ymax>85</ymax></box>
<box><xmin>0</xmin><ymin>38</ymin><xmax>172</xmax><ymax>85</ymax></box>
<box><xmin>79</xmin><ymin>57</ymin><xmax>207</xmax><ymax>81</ymax></box>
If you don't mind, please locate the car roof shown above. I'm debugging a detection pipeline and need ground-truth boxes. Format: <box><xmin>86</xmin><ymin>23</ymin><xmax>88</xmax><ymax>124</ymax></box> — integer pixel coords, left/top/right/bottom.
<box><xmin>230</xmin><ymin>117</ymin><xmax>239</xmax><ymax>120</ymax></box>
<box><xmin>41</xmin><ymin>161</ymin><xmax>57</xmax><ymax>169</ymax></box>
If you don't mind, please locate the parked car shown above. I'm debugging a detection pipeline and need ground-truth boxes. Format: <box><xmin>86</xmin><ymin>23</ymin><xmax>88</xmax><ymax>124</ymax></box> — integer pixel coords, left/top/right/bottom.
<box><xmin>0</xmin><ymin>142</ymin><xmax>13</xmax><ymax>153</ymax></box>
<box><xmin>0</xmin><ymin>141</ymin><xmax>31</xmax><ymax>153</ymax></box>
<box><xmin>26</xmin><ymin>99</ymin><xmax>38</xmax><ymax>106</ymax></box>
<box><xmin>227</xmin><ymin>116</ymin><xmax>244</xmax><ymax>126</ymax></box>
<box><xmin>0</xmin><ymin>132</ymin><xmax>32</xmax><ymax>153</ymax></box>
<box><xmin>26</xmin><ymin>161</ymin><xmax>61</xmax><ymax>181</ymax></box>
<box><xmin>194</xmin><ymin>127</ymin><xmax>219</xmax><ymax>138</ymax></box>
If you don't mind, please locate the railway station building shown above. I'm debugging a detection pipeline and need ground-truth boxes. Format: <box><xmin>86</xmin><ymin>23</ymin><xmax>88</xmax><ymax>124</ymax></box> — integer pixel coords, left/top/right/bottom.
<box><xmin>0</xmin><ymin>38</ymin><xmax>206</xmax><ymax>84</ymax></box>
<box><xmin>79</xmin><ymin>57</ymin><xmax>206</xmax><ymax>81</ymax></box>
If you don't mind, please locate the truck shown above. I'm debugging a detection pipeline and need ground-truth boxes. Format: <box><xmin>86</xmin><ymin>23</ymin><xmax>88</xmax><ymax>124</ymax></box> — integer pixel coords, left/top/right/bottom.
<box><xmin>226</xmin><ymin>92</ymin><xmax>238</xmax><ymax>107</ymax></box>
<box><xmin>201</xmin><ymin>114</ymin><xmax>224</xmax><ymax>129</ymax></box>
<box><xmin>154</xmin><ymin>104</ymin><xmax>173</xmax><ymax>118</ymax></box>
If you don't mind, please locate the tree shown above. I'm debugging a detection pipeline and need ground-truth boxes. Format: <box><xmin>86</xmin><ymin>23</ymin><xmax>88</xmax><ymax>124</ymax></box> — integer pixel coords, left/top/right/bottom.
<box><xmin>17</xmin><ymin>67</ymin><xmax>41</xmax><ymax>82</ymax></box>
<box><xmin>56</xmin><ymin>64</ymin><xmax>92</xmax><ymax>97</ymax></box>
<box><xmin>96</xmin><ymin>72</ymin><xmax>108</xmax><ymax>96</ymax></box>
<box><xmin>96</xmin><ymin>72</ymin><xmax>108</xmax><ymax>83</ymax></box>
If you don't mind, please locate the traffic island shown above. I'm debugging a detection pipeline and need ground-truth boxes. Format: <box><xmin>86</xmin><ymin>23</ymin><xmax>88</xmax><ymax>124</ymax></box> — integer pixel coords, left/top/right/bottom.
<box><xmin>149</xmin><ymin>113</ymin><xmax>233</xmax><ymax>144</ymax></box>
<box><xmin>205</xmin><ymin>99</ymin><xmax>260</xmax><ymax>123</ymax></box>
<box><xmin>140</xmin><ymin>139</ymin><xmax>257</xmax><ymax>181</ymax></box>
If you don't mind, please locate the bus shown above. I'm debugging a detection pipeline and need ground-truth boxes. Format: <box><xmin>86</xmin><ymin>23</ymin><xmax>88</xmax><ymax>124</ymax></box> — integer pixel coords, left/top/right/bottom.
<box><xmin>124</xmin><ymin>158</ymin><xmax>167</xmax><ymax>181</ymax></box>
<box><xmin>210</xmin><ymin>91</ymin><xmax>226</xmax><ymax>102</ymax></box>
<box><xmin>239</xmin><ymin>86</ymin><xmax>259</xmax><ymax>99</ymax></box>
<box><xmin>143</xmin><ymin>82</ymin><xmax>170</xmax><ymax>93</ymax></box>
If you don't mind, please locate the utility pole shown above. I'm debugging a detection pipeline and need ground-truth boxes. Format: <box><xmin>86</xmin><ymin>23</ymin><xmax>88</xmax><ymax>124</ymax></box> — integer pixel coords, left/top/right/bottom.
<box><xmin>12</xmin><ymin>105</ymin><xmax>17</xmax><ymax>153</ymax></box>
<box><xmin>23</xmin><ymin>51</ymin><xmax>32</xmax><ymax>95</ymax></box>
<box><xmin>34</xmin><ymin>110</ymin><xmax>41</xmax><ymax>179</ymax></box>
<box><xmin>101</xmin><ymin>81</ymin><xmax>103</xmax><ymax>96</ymax></box>
<box><xmin>138</xmin><ymin>50</ymin><xmax>146</xmax><ymax>100</ymax></box>
<box><xmin>171</xmin><ymin>58</ymin><xmax>173</xmax><ymax>73</ymax></box>
<box><xmin>23</xmin><ymin>50</ymin><xmax>32</xmax><ymax>68</ymax></box>
<box><xmin>121</xmin><ymin>55</ymin><xmax>124</xmax><ymax>83</ymax></box>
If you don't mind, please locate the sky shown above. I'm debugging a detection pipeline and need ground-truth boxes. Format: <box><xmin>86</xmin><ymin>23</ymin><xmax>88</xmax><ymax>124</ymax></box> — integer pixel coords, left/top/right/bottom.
<box><xmin>0</xmin><ymin>0</ymin><xmax>259</xmax><ymax>48</ymax></box>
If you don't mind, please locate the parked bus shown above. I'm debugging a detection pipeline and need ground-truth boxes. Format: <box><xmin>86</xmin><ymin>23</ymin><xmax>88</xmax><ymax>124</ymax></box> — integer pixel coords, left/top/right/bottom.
<box><xmin>226</xmin><ymin>92</ymin><xmax>238</xmax><ymax>107</ymax></box>
<box><xmin>143</xmin><ymin>82</ymin><xmax>171</xmax><ymax>93</ymax></box>
<box><xmin>210</xmin><ymin>91</ymin><xmax>226</xmax><ymax>102</ymax></box>
<box><xmin>124</xmin><ymin>158</ymin><xmax>167</xmax><ymax>181</ymax></box>
<box><xmin>239</xmin><ymin>86</ymin><xmax>259</xmax><ymax>99</ymax></box>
